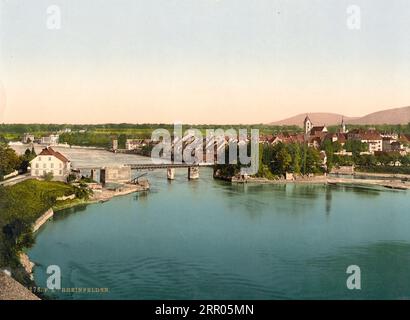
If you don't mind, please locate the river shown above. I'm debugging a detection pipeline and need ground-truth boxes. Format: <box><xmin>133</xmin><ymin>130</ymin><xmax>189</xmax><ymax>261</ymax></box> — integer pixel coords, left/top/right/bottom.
<box><xmin>27</xmin><ymin>165</ymin><xmax>410</xmax><ymax>300</ymax></box>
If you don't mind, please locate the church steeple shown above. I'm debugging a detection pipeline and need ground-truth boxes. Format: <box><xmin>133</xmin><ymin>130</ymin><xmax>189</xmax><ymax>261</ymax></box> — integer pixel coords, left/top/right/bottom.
<box><xmin>340</xmin><ymin>117</ymin><xmax>347</xmax><ymax>133</ymax></box>
<box><xmin>304</xmin><ymin>115</ymin><xmax>313</xmax><ymax>135</ymax></box>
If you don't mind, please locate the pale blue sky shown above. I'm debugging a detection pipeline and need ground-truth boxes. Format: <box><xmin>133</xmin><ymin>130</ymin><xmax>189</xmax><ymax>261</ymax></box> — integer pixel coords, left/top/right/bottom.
<box><xmin>1</xmin><ymin>0</ymin><xmax>410</xmax><ymax>124</ymax></box>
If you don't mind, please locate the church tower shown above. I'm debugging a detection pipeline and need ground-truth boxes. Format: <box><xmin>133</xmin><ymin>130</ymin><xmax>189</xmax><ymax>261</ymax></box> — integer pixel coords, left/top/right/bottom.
<box><xmin>304</xmin><ymin>115</ymin><xmax>313</xmax><ymax>135</ymax></box>
<box><xmin>340</xmin><ymin>117</ymin><xmax>347</xmax><ymax>133</ymax></box>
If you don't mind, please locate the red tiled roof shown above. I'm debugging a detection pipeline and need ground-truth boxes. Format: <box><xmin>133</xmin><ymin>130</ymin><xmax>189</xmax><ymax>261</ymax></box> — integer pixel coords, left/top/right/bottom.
<box><xmin>311</xmin><ymin>126</ymin><xmax>326</xmax><ymax>132</ymax></box>
<box><xmin>359</xmin><ymin>132</ymin><xmax>382</xmax><ymax>140</ymax></box>
<box><xmin>336</xmin><ymin>133</ymin><xmax>347</xmax><ymax>143</ymax></box>
<box><xmin>400</xmin><ymin>134</ymin><xmax>410</xmax><ymax>142</ymax></box>
<box><xmin>38</xmin><ymin>147</ymin><xmax>69</xmax><ymax>163</ymax></box>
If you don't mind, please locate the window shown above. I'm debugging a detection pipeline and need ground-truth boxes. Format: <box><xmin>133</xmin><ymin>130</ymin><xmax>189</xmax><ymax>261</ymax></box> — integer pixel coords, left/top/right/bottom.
<box><xmin>43</xmin><ymin>170</ymin><xmax>46</xmax><ymax>175</ymax></box>
<box><xmin>49</xmin><ymin>157</ymin><xmax>51</xmax><ymax>161</ymax></box>
<box><xmin>59</xmin><ymin>163</ymin><xmax>62</xmax><ymax>168</ymax></box>
<box><xmin>43</xmin><ymin>163</ymin><xmax>46</xmax><ymax>169</ymax></box>
<box><xmin>35</xmin><ymin>170</ymin><xmax>39</xmax><ymax>175</ymax></box>
<box><xmin>51</xmin><ymin>163</ymin><xmax>54</xmax><ymax>168</ymax></box>
<box><xmin>59</xmin><ymin>170</ymin><xmax>62</xmax><ymax>175</ymax></box>
<box><xmin>38</xmin><ymin>157</ymin><xmax>41</xmax><ymax>161</ymax></box>
<box><xmin>36</xmin><ymin>163</ymin><xmax>39</xmax><ymax>168</ymax></box>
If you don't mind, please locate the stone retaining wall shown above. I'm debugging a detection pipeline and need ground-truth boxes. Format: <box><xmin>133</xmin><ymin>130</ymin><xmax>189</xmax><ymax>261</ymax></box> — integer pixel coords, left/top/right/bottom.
<box><xmin>33</xmin><ymin>208</ymin><xmax>54</xmax><ymax>232</ymax></box>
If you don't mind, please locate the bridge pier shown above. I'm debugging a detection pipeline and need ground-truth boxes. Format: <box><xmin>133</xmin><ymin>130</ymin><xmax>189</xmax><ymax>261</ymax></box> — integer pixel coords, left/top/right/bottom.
<box><xmin>188</xmin><ymin>167</ymin><xmax>199</xmax><ymax>180</ymax></box>
<box><xmin>167</xmin><ymin>168</ymin><xmax>175</xmax><ymax>180</ymax></box>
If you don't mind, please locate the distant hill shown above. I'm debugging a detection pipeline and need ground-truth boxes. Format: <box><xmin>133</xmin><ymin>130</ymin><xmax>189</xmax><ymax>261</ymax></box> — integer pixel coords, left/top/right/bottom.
<box><xmin>348</xmin><ymin>106</ymin><xmax>410</xmax><ymax>125</ymax></box>
<box><xmin>269</xmin><ymin>106</ymin><xmax>410</xmax><ymax>127</ymax></box>
<box><xmin>270</xmin><ymin>113</ymin><xmax>358</xmax><ymax>126</ymax></box>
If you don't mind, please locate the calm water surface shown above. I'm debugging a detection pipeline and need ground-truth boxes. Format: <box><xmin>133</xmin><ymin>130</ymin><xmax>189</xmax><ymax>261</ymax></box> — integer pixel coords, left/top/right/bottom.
<box><xmin>28</xmin><ymin>168</ymin><xmax>410</xmax><ymax>299</ymax></box>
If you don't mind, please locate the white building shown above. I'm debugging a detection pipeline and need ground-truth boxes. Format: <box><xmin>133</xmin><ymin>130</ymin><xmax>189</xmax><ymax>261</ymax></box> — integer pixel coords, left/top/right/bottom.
<box><xmin>304</xmin><ymin>115</ymin><xmax>313</xmax><ymax>135</ymax></box>
<box><xmin>125</xmin><ymin>139</ymin><xmax>143</xmax><ymax>150</ymax></box>
<box><xmin>41</xmin><ymin>134</ymin><xmax>59</xmax><ymax>145</ymax></box>
<box><xmin>30</xmin><ymin>147</ymin><xmax>71</xmax><ymax>179</ymax></box>
<box><xmin>360</xmin><ymin>133</ymin><xmax>383</xmax><ymax>153</ymax></box>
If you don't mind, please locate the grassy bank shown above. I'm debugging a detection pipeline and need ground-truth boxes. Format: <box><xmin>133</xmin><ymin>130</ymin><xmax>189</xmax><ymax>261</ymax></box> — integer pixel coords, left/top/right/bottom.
<box><xmin>0</xmin><ymin>180</ymin><xmax>77</xmax><ymax>287</ymax></box>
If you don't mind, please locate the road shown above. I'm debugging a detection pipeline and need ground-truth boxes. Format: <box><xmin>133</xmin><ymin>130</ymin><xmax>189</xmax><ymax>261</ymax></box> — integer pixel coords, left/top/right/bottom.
<box><xmin>0</xmin><ymin>174</ymin><xmax>32</xmax><ymax>187</ymax></box>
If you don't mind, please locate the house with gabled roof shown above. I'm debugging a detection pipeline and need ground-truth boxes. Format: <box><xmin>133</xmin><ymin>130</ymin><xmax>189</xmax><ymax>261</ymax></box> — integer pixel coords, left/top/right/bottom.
<box><xmin>30</xmin><ymin>147</ymin><xmax>71</xmax><ymax>179</ymax></box>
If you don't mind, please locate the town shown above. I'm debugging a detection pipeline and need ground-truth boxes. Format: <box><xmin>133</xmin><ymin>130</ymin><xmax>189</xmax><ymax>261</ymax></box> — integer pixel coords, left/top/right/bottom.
<box><xmin>1</xmin><ymin>117</ymin><xmax>410</xmax><ymax>185</ymax></box>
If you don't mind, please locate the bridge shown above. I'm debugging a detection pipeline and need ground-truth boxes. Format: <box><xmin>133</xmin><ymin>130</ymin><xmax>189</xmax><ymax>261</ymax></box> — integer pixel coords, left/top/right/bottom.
<box><xmin>125</xmin><ymin>162</ymin><xmax>213</xmax><ymax>170</ymax></box>
<box><xmin>73</xmin><ymin>162</ymin><xmax>215</xmax><ymax>182</ymax></box>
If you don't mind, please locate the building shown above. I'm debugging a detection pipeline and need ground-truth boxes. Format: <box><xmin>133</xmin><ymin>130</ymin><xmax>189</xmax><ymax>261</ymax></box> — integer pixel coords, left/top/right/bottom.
<box><xmin>347</xmin><ymin>129</ymin><xmax>383</xmax><ymax>153</ymax></box>
<box><xmin>304</xmin><ymin>115</ymin><xmax>313</xmax><ymax>135</ymax></box>
<box><xmin>100</xmin><ymin>166</ymin><xmax>131</xmax><ymax>184</ymax></box>
<box><xmin>40</xmin><ymin>134</ymin><xmax>59</xmax><ymax>145</ymax></box>
<box><xmin>125</xmin><ymin>139</ymin><xmax>145</xmax><ymax>150</ymax></box>
<box><xmin>382</xmin><ymin>137</ymin><xmax>395</xmax><ymax>152</ymax></box>
<box><xmin>324</xmin><ymin>132</ymin><xmax>347</xmax><ymax>146</ymax></box>
<box><xmin>310</xmin><ymin>125</ymin><xmax>328</xmax><ymax>135</ymax></box>
<box><xmin>30</xmin><ymin>147</ymin><xmax>71</xmax><ymax>179</ymax></box>
<box><xmin>22</xmin><ymin>133</ymin><xmax>35</xmax><ymax>144</ymax></box>
<box><xmin>339</xmin><ymin>117</ymin><xmax>348</xmax><ymax>134</ymax></box>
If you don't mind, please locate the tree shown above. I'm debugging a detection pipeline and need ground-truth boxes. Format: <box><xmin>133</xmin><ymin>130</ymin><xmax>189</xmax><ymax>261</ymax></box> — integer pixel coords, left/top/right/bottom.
<box><xmin>0</xmin><ymin>145</ymin><xmax>21</xmax><ymax>178</ymax></box>
<box><xmin>74</xmin><ymin>183</ymin><xmax>93</xmax><ymax>200</ymax></box>
<box><xmin>287</xmin><ymin>143</ymin><xmax>302</xmax><ymax>174</ymax></box>
<box><xmin>345</xmin><ymin>140</ymin><xmax>368</xmax><ymax>155</ymax></box>
<box><xmin>302</xmin><ymin>148</ymin><xmax>323</xmax><ymax>174</ymax></box>
<box><xmin>19</xmin><ymin>148</ymin><xmax>37</xmax><ymax>173</ymax></box>
<box><xmin>271</xmin><ymin>143</ymin><xmax>292</xmax><ymax>176</ymax></box>
<box><xmin>118</xmin><ymin>134</ymin><xmax>127</xmax><ymax>149</ymax></box>
<box><xmin>356</xmin><ymin>154</ymin><xmax>377</xmax><ymax>167</ymax></box>
<box><xmin>321</xmin><ymin>140</ymin><xmax>335</xmax><ymax>172</ymax></box>
<box><xmin>67</xmin><ymin>173</ymin><xmax>77</xmax><ymax>183</ymax></box>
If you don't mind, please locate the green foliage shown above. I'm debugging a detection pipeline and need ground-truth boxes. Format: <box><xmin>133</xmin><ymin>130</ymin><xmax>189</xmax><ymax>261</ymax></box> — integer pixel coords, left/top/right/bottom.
<box><xmin>332</xmin><ymin>152</ymin><xmax>410</xmax><ymax>174</ymax></box>
<box><xmin>327</xmin><ymin>123</ymin><xmax>410</xmax><ymax>135</ymax></box>
<box><xmin>67</xmin><ymin>173</ymin><xmax>77</xmax><ymax>183</ymax></box>
<box><xmin>344</xmin><ymin>140</ymin><xmax>368</xmax><ymax>155</ymax></box>
<box><xmin>59</xmin><ymin>132</ymin><xmax>112</xmax><ymax>148</ymax></box>
<box><xmin>247</xmin><ymin>142</ymin><xmax>324</xmax><ymax>179</ymax></box>
<box><xmin>0</xmin><ymin>180</ymin><xmax>76</xmax><ymax>268</ymax></box>
<box><xmin>271</xmin><ymin>143</ymin><xmax>292</xmax><ymax>175</ymax></box>
<box><xmin>333</xmin><ymin>155</ymin><xmax>354</xmax><ymax>166</ymax></box>
<box><xmin>0</xmin><ymin>123</ymin><xmax>303</xmax><ymax>149</ymax></box>
<box><xmin>117</xmin><ymin>134</ymin><xmax>127</xmax><ymax>149</ymax></box>
<box><xmin>0</xmin><ymin>135</ymin><xmax>8</xmax><ymax>144</ymax></box>
<box><xmin>18</xmin><ymin>148</ymin><xmax>37</xmax><ymax>173</ymax></box>
<box><xmin>302</xmin><ymin>147</ymin><xmax>324</xmax><ymax>174</ymax></box>
<box><xmin>42</xmin><ymin>172</ymin><xmax>54</xmax><ymax>181</ymax></box>
<box><xmin>74</xmin><ymin>183</ymin><xmax>93</xmax><ymax>200</ymax></box>
<box><xmin>0</xmin><ymin>145</ymin><xmax>21</xmax><ymax>179</ymax></box>
<box><xmin>356</xmin><ymin>165</ymin><xmax>410</xmax><ymax>174</ymax></box>
<box><xmin>320</xmin><ymin>140</ymin><xmax>342</xmax><ymax>172</ymax></box>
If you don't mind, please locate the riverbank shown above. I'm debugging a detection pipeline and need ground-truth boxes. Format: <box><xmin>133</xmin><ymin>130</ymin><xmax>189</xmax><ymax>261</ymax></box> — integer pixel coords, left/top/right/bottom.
<box><xmin>231</xmin><ymin>175</ymin><xmax>328</xmax><ymax>185</ymax></box>
<box><xmin>226</xmin><ymin>174</ymin><xmax>410</xmax><ymax>190</ymax></box>
<box><xmin>352</xmin><ymin>171</ymin><xmax>410</xmax><ymax>180</ymax></box>
<box><xmin>327</xmin><ymin>177</ymin><xmax>410</xmax><ymax>190</ymax></box>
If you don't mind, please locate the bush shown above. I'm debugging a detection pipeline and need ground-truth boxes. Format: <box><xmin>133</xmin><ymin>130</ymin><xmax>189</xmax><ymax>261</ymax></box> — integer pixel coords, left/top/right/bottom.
<box><xmin>42</xmin><ymin>172</ymin><xmax>54</xmax><ymax>181</ymax></box>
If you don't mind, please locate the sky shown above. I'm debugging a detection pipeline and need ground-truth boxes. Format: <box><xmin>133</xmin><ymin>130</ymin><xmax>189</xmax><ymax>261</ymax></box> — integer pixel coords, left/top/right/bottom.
<box><xmin>1</xmin><ymin>0</ymin><xmax>410</xmax><ymax>124</ymax></box>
